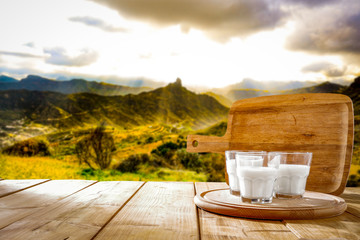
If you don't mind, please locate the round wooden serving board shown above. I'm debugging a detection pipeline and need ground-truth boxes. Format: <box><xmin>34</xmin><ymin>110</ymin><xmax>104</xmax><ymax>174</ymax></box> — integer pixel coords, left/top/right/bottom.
<box><xmin>194</xmin><ymin>188</ymin><xmax>347</xmax><ymax>220</ymax></box>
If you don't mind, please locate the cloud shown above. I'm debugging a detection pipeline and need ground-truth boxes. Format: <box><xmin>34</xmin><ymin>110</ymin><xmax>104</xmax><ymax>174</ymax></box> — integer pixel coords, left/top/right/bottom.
<box><xmin>0</xmin><ymin>66</ymin><xmax>40</xmax><ymax>79</ymax></box>
<box><xmin>91</xmin><ymin>0</ymin><xmax>286</xmax><ymax>41</ymax></box>
<box><xmin>92</xmin><ymin>0</ymin><xmax>360</xmax><ymax>64</ymax></box>
<box><xmin>44</xmin><ymin>47</ymin><xmax>99</xmax><ymax>67</ymax></box>
<box><xmin>302</xmin><ymin>61</ymin><xmax>347</xmax><ymax>77</ymax></box>
<box><xmin>281</xmin><ymin>0</ymin><xmax>337</xmax><ymax>8</ymax></box>
<box><xmin>284</xmin><ymin>0</ymin><xmax>360</xmax><ymax>61</ymax></box>
<box><xmin>0</xmin><ymin>50</ymin><xmax>43</xmax><ymax>58</ymax></box>
<box><xmin>69</xmin><ymin>16</ymin><xmax>128</xmax><ymax>32</ymax></box>
<box><xmin>23</xmin><ymin>42</ymin><xmax>36</xmax><ymax>48</ymax></box>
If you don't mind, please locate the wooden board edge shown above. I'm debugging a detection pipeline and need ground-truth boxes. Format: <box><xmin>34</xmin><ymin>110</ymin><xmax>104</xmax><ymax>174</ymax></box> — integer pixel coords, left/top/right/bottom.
<box><xmin>194</xmin><ymin>189</ymin><xmax>348</xmax><ymax>220</ymax></box>
<box><xmin>331</xmin><ymin>97</ymin><xmax>354</xmax><ymax>196</ymax></box>
<box><xmin>0</xmin><ymin>179</ymin><xmax>51</xmax><ymax>198</ymax></box>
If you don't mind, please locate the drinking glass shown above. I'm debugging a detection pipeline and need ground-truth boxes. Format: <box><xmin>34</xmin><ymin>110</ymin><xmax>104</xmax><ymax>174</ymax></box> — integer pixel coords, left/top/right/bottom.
<box><xmin>268</xmin><ymin>152</ymin><xmax>312</xmax><ymax>199</ymax></box>
<box><xmin>225</xmin><ymin>150</ymin><xmax>265</xmax><ymax>196</ymax></box>
<box><xmin>235</xmin><ymin>152</ymin><xmax>278</xmax><ymax>203</ymax></box>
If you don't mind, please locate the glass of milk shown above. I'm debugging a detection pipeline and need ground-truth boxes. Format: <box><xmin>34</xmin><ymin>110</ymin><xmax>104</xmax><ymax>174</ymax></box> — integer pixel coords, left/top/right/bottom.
<box><xmin>268</xmin><ymin>152</ymin><xmax>312</xmax><ymax>199</ymax></box>
<box><xmin>235</xmin><ymin>152</ymin><xmax>278</xmax><ymax>204</ymax></box>
<box><xmin>225</xmin><ymin>151</ymin><xmax>266</xmax><ymax>196</ymax></box>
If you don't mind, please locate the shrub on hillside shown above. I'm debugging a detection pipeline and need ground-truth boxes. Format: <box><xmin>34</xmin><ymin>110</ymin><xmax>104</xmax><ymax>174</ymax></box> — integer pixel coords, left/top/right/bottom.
<box><xmin>200</xmin><ymin>153</ymin><xmax>225</xmax><ymax>182</ymax></box>
<box><xmin>150</xmin><ymin>140</ymin><xmax>187</xmax><ymax>167</ymax></box>
<box><xmin>117</xmin><ymin>154</ymin><xmax>142</xmax><ymax>172</ymax></box>
<box><xmin>176</xmin><ymin>149</ymin><xmax>202</xmax><ymax>172</ymax></box>
<box><xmin>346</xmin><ymin>172</ymin><xmax>360</xmax><ymax>187</ymax></box>
<box><xmin>2</xmin><ymin>138</ymin><xmax>51</xmax><ymax>157</ymax></box>
<box><xmin>117</xmin><ymin>154</ymin><xmax>150</xmax><ymax>172</ymax></box>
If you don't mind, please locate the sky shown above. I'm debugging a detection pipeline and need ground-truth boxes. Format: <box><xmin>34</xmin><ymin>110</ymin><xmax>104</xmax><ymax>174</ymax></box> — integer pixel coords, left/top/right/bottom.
<box><xmin>0</xmin><ymin>0</ymin><xmax>359</xmax><ymax>88</ymax></box>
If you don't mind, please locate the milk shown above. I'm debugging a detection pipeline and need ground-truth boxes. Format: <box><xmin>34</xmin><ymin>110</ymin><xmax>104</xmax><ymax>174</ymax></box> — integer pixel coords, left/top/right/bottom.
<box><xmin>226</xmin><ymin>159</ymin><xmax>239</xmax><ymax>195</ymax></box>
<box><xmin>275</xmin><ymin>164</ymin><xmax>310</xmax><ymax>197</ymax></box>
<box><xmin>237</xmin><ymin>167</ymin><xmax>278</xmax><ymax>200</ymax></box>
<box><xmin>227</xmin><ymin>152</ymin><xmax>266</xmax><ymax>196</ymax></box>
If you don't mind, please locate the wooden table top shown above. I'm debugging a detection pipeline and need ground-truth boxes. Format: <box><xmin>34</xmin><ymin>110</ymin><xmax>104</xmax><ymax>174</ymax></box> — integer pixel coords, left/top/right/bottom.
<box><xmin>0</xmin><ymin>179</ymin><xmax>359</xmax><ymax>240</ymax></box>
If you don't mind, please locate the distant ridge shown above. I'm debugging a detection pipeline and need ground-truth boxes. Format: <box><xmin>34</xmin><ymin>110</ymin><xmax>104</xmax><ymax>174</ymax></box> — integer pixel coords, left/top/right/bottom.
<box><xmin>217</xmin><ymin>81</ymin><xmax>344</xmax><ymax>102</ymax></box>
<box><xmin>0</xmin><ymin>75</ymin><xmax>152</xmax><ymax>96</ymax></box>
<box><xmin>0</xmin><ymin>78</ymin><xmax>229</xmax><ymax>130</ymax></box>
<box><xmin>201</xmin><ymin>92</ymin><xmax>233</xmax><ymax>107</ymax></box>
<box><xmin>215</xmin><ymin>78</ymin><xmax>319</xmax><ymax>92</ymax></box>
<box><xmin>285</xmin><ymin>81</ymin><xmax>344</xmax><ymax>94</ymax></box>
<box><xmin>0</xmin><ymin>75</ymin><xmax>18</xmax><ymax>83</ymax></box>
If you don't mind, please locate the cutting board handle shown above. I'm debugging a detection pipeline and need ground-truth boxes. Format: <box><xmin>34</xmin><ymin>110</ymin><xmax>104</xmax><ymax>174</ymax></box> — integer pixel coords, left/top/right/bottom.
<box><xmin>187</xmin><ymin>135</ymin><xmax>229</xmax><ymax>153</ymax></box>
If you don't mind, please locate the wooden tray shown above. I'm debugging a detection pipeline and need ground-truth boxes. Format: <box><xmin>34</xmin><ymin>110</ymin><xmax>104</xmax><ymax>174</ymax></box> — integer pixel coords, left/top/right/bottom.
<box><xmin>187</xmin><ymin>93</ymin><xmax>354</xmax><ymax>195</ymax></box>
<box><xmin>194</xmin><ymin>188</ymin><xmax>347</xmax><ymax>220</ymax></box>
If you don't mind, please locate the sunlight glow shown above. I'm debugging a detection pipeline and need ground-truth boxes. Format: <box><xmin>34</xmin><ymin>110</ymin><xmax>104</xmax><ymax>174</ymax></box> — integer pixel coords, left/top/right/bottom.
<box><xmin>0</xmin><ymin>0</ymin><xmax>357</xmax><ymax>87</ymax></box>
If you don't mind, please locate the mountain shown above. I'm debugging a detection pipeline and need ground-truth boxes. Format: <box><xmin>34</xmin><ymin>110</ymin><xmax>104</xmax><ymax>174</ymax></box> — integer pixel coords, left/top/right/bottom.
<box><xmin>0</xmin><ymin>78</ymin><xmax>229</xmax><ymax>130</ymax></box>
<box><xmin>226</xmin><ymin>89</ymin><xmax>270</xmax><ymax>101</ymax></box>
<box><xmin>212</xmin><ymin>79</ymin><xmax>319</xmax><ymax>94</ymax></box>
<box><xmin>233</xmin><ymin>78</ymin><xmax>319</xmax><ymax>90</ymax></box>
<box><xmin>285</xmin><ymin>81</ymin><xmax>344</xmax><ymax>94</ymax></box>
<box><xmin>0</xmin><ymin>75</ymin><xmax>151</xmax><ymax>96</ymax></box>
<box><xmin>202</xmin><ymin>92</ymin><xmax>233</xmax><ymax>107</ymax></box>
<box><xmin>215</xmin><ymin>81</ymin><xmax>344</xmax><ymax>102</ymax></box>
<box><xmin>0</xmin><ymin>75</ymin><xmax>18</xmax><ymax>83</ymax></box>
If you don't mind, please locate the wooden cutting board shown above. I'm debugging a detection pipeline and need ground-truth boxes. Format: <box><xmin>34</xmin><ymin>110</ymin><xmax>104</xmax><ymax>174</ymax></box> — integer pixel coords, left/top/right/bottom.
<box><xmin>187</xmin><ymin>93</ymin><xmax>354</xmax><ymax>195</ymax></box>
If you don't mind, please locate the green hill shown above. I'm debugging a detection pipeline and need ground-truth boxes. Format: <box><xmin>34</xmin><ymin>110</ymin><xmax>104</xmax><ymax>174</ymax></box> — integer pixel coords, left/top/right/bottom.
<box><xmin>0</xmin><ymin>75</ymin><xmax>151</xmax><ymax>96</ymax></box>
<box><xmin>227</xmin><ymin>89</ymin><xmax>270</xmax><ymax>101</ymax></box>
<box><xmin>0</xmin><ymin>78</ymin><xmax>229</xmax><ymax>130</ymax></box>
<box><xmin>202</xmin><ymin>92</ymin><xmax>232</xmax><ymax>107</ymax></box>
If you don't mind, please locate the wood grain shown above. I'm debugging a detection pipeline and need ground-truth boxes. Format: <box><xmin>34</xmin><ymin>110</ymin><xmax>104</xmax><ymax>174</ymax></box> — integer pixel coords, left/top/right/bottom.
<box><xmin>0</xmin><ymin>179</ymin><xmax>95</xmax><ymax>230</ymax></box>
<box><xmin>0</xmin><ymin>181</ymin><xmax>144</xmax><ymax>240</ymax></box>
<box><xmin>94</xmin><ymin>181</ymin><xmax>199</xmax><ymax>240</ymax></box>
<box><xmin>187</xmin><ymin>93</ymin><xmax>354</xmax><ymax>196</ymax></box>
<box><xmin>0</xmin><ymin>180</ymin><xmax>358</xmax><ymax>239</ymax></box>
<box><xmin>284</xmin><ymin>213</ymin><xmax>360</xmax><ymax>240</ymax></box>
<box><xmin>195</xmin><ymin>182</ymin><xmax>298</xmax><ymax>240</ymax></box>
<box><xmin>0</xmin><ymin>179</ymin><xmax>50</xmax><ymax>198</ymax></box>
<box><xmin>341</xmin><ymin>187</ymin><xmax>360</xmax><ymax>218</ymax></box>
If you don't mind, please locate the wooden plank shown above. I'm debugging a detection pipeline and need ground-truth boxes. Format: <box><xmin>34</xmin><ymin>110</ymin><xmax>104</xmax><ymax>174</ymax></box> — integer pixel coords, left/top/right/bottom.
<box><xmin>284</xmin><ymin>213</ymin><xmax>360</xmax><ymax>240</ymax></box>
<box><xmin>195</xmin><ymin>182</ymin><xmax>298</xmax><ymax>240</ymax></box>
<box><xmin>341</xmin><ymin>187</ymin><xmax>360</xmax><ymax>218</ymax></box>
<box><xmin>0</xmin><ymin>181</ymin><xmax>144</xmax><ymax>240</ymax></box>
<box><xmin>0</xmin><ymin>179</ymin><xmax>50</xmax><ymax>198</ymax></box>
<box><xmin>94</xmin><ymin>181</ymin><xmax>199</xmax><ymax>240</ymax></box>
<box><xmin>0</xmin><ymin>179</ymin><xmax>95</xmax><ymax>230</ymax></box>
<box><xmin>285</xmin><ymin>188</ymin><xmax>360</xmax><ymax>240</ymax></box>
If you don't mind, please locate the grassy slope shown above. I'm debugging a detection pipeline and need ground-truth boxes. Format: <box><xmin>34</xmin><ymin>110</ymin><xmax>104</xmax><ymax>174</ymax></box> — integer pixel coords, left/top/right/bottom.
<box><xmin>0</xmin><ymin>155</ymin><xmax>207</xmax><ymax>181</ymax></box>
<box><xmin>0</xmin><ymin>81</ymin><xmax>229</xmax><ymax>130</ymax></box>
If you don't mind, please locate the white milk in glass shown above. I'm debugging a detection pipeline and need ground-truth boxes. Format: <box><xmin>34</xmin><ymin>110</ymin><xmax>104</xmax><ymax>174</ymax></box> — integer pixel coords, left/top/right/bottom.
<box><xmin>226</xmin><ymin>151</ymin><xmax>266</xmax><ymax>196</ymax></box>
<box><xmin>237</xmin><ymin>167</ymin><xmax>277</xmax><ymax>201</ymax></box>
<box><xmin>236</xmin><ymin>154</ymin><xmax>278</xmax><ymax>203</ymax></box>
<box><xmin>226</xmin><ymin>159</ymin><xmax>239</xmax><ymax>195</ymax></box>
<box><xmin>275</xmin><ymin>164</ymin><xmax>310</xmax><ymax>197</ymax></box>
